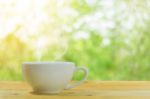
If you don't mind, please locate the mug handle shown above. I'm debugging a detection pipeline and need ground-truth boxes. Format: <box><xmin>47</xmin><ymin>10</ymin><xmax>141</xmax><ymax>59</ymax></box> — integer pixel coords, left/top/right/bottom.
<box><xmin>65</xmin><ymin>67</ymin><xmax>89</xmax><ymax>89</ymax></box>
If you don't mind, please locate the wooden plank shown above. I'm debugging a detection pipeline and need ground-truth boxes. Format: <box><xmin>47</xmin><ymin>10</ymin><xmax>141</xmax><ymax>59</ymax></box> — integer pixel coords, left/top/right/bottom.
<box><xmin>1</xmin><ymin>81</ymin><xmax>150</xmax><ymax>90</ymax></box>
<box><xmin>1</xmin><ymin>81</ymin><xmax>150</xmax><ymax>99</ymax></box>
<box><xmin>3</xmin><ymin>96</ymin><xmax>150</xmax><ymax>99</ymax></box>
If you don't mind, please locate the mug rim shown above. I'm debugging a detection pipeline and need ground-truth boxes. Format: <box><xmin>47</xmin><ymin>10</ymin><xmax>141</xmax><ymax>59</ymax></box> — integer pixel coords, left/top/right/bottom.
<box><xmin>22</xmin><ymin>61</ymin><xmax>75</xmax><ymax>65</ymax></box>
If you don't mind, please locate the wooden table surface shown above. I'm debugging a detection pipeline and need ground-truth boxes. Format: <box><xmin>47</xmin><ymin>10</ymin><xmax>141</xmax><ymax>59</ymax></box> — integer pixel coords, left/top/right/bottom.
<box><xmin>1</xmin><ymin>81</ymin><xmax>150</xmax><ymax>99</ymax></box>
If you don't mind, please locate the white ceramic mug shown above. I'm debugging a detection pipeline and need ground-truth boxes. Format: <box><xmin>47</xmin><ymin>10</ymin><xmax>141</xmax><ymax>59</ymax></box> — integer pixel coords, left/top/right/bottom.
<box><xmin>22</xmin><ymin>62</ymin><xmax>88</xmax><ymax>94</ymax></box>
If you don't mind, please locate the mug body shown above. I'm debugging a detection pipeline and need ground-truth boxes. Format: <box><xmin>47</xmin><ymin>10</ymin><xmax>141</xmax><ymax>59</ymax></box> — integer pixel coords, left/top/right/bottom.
<box><xmin>22</xmin><ymin>62</ymin><xmax>75</xmax><ymax>94</ymax></box>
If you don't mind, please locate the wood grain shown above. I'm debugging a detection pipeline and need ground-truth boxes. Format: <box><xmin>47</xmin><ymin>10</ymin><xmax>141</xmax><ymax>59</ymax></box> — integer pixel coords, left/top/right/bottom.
<box><xmin>1</xmin><ymin>81</ymin><xmax>150</xmax><ymax>99</ymax></box>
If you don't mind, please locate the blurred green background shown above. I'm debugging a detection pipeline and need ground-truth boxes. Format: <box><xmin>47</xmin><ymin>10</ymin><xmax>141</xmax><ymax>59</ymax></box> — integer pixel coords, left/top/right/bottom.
<box><xmin>0</xmin><ymin>0</ymin><xmax>150</xmax><ymax>80</ymax></box>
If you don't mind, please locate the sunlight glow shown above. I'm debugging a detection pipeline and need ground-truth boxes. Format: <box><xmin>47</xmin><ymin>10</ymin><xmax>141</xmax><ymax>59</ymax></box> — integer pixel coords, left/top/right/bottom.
<box><xmin>0</xmin><ymin>0</ymin><xmax>49</xmax><ymax>37</ymax></box>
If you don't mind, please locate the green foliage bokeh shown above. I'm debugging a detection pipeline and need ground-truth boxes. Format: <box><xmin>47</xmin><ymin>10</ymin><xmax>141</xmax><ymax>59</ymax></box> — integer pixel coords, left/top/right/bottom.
<box><xmin>0</xmin><ymin>0</ymin><xmax>150</xmax><ymax>80</ymax></box>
